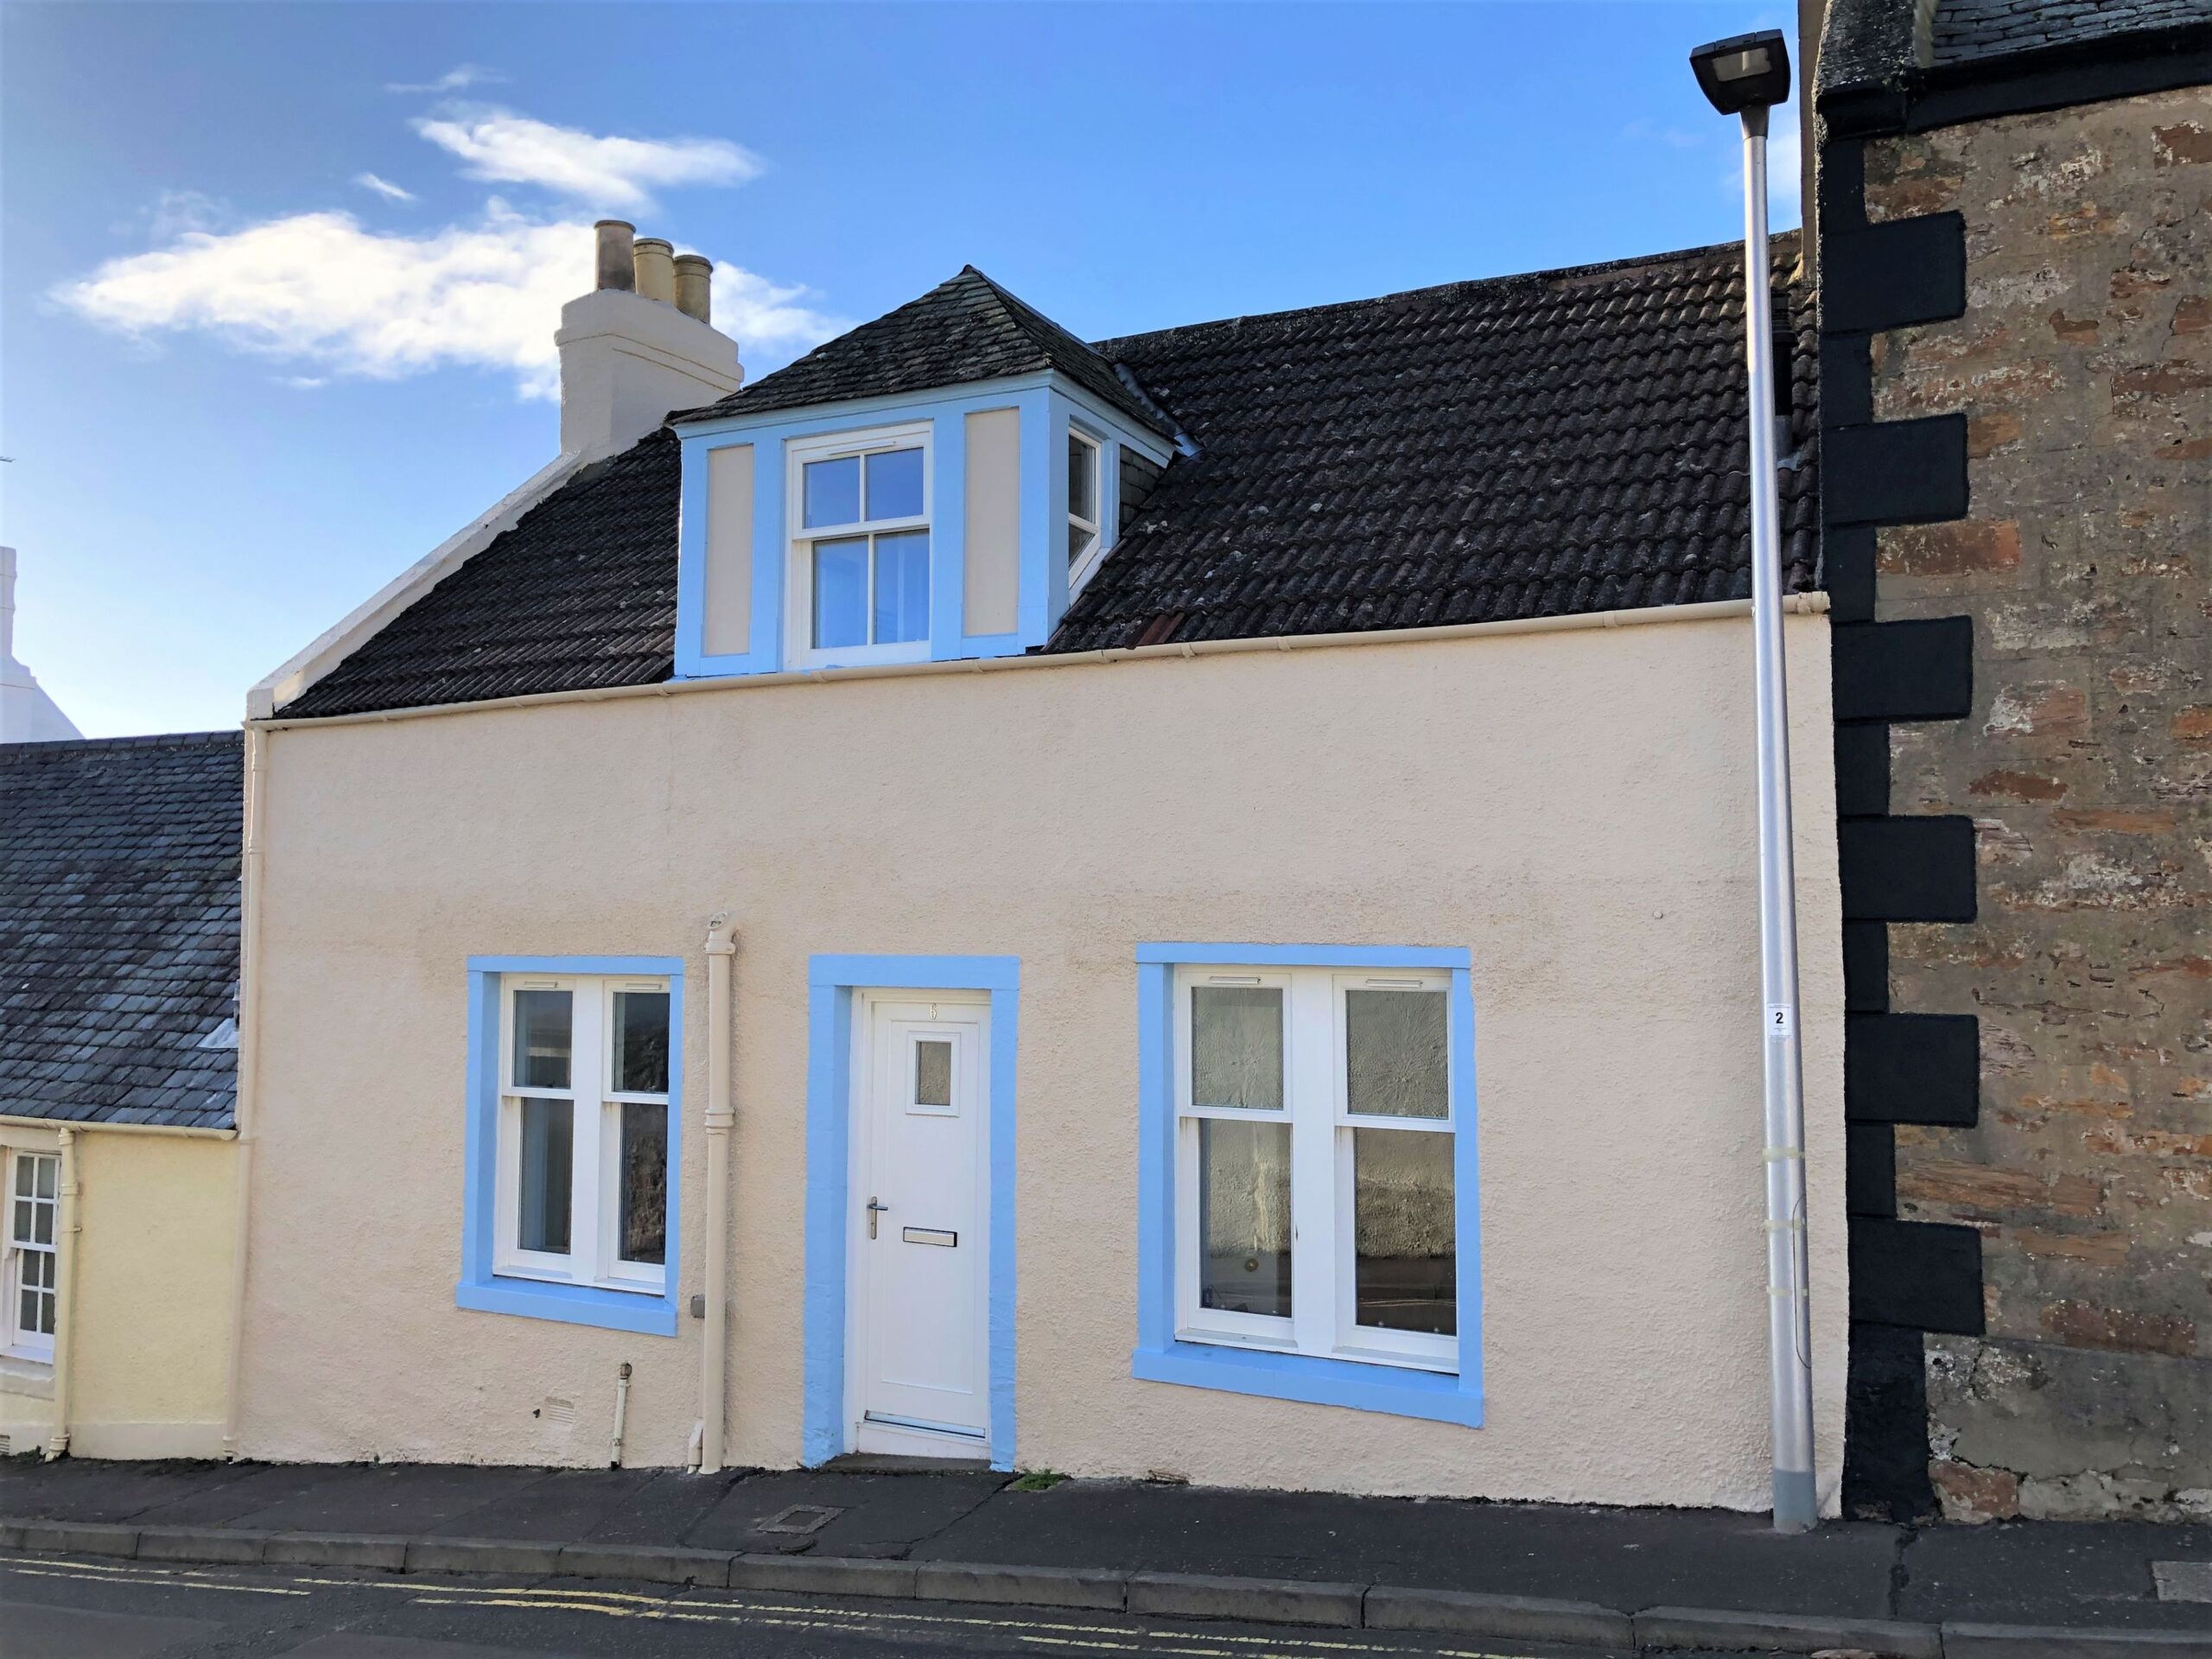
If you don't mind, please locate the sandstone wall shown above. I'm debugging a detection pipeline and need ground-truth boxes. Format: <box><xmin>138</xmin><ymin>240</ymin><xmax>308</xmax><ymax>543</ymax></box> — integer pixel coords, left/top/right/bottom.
<box><xmin>1861</xmin><ymin>86</ymin><xmax>2211</xmax><ymax>1521</ymax></box>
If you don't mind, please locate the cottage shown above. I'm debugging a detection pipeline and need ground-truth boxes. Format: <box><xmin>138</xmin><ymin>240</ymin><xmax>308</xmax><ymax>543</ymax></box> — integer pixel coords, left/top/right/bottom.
<box><xmin>228</xmin><ymin>219</ymin><xmax>1850</xmax><ymax>1510</ymax></box>
<box><xmin>0</xmin><ymin>732</ymin><xmax>242</xmax><ymax>1459</ymax></box>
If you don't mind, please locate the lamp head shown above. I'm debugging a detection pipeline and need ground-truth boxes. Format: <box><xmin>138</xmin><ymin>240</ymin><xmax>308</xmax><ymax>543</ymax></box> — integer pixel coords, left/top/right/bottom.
<box><xmin>1688</xmin><ymin>29</ymin><xmax>1792</xmax><ymax>116</ymax></box>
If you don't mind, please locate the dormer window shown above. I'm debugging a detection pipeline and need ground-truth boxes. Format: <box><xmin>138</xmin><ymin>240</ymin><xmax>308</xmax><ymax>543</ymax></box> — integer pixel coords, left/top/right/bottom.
<box><xmin>1067</xmin><ymin>428</ymin><xmax>1104</xmax><ymax>590</ymax></box>
<box><xmin>789</xmin><ymin>422</ymin><xmax>932</xmax><ymax>665</ymax></box>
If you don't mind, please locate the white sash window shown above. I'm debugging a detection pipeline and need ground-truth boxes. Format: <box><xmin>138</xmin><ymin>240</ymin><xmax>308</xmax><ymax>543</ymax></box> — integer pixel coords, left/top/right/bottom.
<box><xmin>496</xmin><ymin>976</ymin><xmax>671</xmax><ymax>1294</ymax></box>
<box><xmin>6</xmin><ymin>1150</ymin><xmax>59</xmax><ymax>1359</ymax></box>
<box><xmin>1173</xmin><ymin>965</ymin><xmax>1458</xmax><ymax>1373</ymax></box>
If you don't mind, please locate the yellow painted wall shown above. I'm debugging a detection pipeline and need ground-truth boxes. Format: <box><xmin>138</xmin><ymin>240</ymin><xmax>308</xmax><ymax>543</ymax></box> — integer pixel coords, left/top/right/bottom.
<box><xmin>0</xmin><ymin>1128</ymin><xmax>235</xmax><ymax>1459</ymax></box>
<box><xmin>237</xmin><ymin>613</ymin><xmax>1847</xmax><ymax>1511</ymax></box>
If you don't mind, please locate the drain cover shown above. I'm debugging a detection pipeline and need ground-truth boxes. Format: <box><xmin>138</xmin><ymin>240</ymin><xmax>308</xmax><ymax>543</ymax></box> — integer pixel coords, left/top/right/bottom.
<box><xmin>753</xmin><ymin>1503</ymin><xmax>843</xmax><ymax>1536</ymax></box>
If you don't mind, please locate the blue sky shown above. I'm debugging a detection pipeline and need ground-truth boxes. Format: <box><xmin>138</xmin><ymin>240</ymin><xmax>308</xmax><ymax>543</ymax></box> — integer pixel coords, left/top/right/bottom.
<box><xmin>4</xmin><ymin>1</ymin><xmax>1796</xmax><ymax>737</ymax></box>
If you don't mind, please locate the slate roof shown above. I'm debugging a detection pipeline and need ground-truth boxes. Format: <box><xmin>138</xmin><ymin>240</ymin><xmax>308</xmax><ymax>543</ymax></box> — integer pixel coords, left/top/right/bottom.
<box><xmin>0</xmin><ymin>733</ymin><xmax>243</xmax><ymax>1129</ymax></box>
<box><xmin>674</xmin><ymin>266</ymin><xmax>1174</xmax><ymax>438</ymax></box>
<box><xmin>277</xmin><ymin>238</ymin><xmax>1816</xmax><ymax>719</ymax></box>
<box><xmin>1820</xmin><ymin>0</ymin><xmax>2212</xmax><ymax>102</ymax></box>
<box><xmin>1933</xmin><ymin>0</ymin><xmax>2212</xmax><ymax>64</ymax></box>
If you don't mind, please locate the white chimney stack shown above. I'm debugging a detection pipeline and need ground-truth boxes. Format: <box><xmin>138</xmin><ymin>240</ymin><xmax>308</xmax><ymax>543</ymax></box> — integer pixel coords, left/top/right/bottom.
<box><xmin>1</xmin><ymin>548</ymin><xmax>84</xmax><ymax>743</ymax></box>
<box><xmin>556</xmin><ymin>223</ymin><xmax>743</xmax><ymax>461</ymax></box>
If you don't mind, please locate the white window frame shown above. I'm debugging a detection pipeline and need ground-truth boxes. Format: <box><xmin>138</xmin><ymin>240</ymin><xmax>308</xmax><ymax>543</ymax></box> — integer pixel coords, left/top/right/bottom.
<box><xmin>1066</xmin><ymin>423</ymin><xmax>1109</xmax><ymax>594</ymax></box>
<box><xmin>493</xmin><ymin>975</ymin><xmax>671</xmax><ymax>1296</ymax></box>
<box><xmin>785</xmin><ymin>421</ymin><xmax>933</xmax><ymax>669</ymax></box>
<box><xmin>5</xmin><ymin>1149</ymin><xmax>60</xmax><ymax>1361</ymax></box>
<box><xmin>1172</xmin><ymin>965</ymin><xmax>1458</xmax><ymax>1375</ymax></box>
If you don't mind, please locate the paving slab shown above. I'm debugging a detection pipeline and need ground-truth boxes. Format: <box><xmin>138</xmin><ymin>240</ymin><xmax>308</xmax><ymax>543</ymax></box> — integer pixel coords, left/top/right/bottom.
<box><xmin>1903</xmin><ymin>1522</ymin><xmax>2212</xmax><ymax>1631</ymax></box>
<box><xmin>420</xmin><ymin>1465</ymin><xmax>664</xmax><ymax>1541</ymax></box>
<box><xmin>224</xmin><ymin>1463</ymin><xmax>556</xmax><ymax>1536</ymax></box>
<box><xmin>126</xmin><ymin>1461</ymin><xmax>366</xmax><ymax>1528</ymax></box>
<box><xmin>0</xmin><ymin>1455</ymin><xmax>248</xmax><ymax>1522</ymax></box>
<box><xmin>684</xmin><ymin>1467</ymin><xmax>1009</xmax><ymax>1559</ymax></box>
<box><xmin>578</xmin><ymin>1468</ymin><xmax>746</xmax><ymax>1545</ymax></box>
<box><xmin>921</xmin><ymin>1481</ymin><xmax>1904</xmax><ymax>1616</ymax></box>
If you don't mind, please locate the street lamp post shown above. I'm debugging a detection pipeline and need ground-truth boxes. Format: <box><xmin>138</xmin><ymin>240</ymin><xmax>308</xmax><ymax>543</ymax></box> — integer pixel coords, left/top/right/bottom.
<box><xmin>1688</xmin><ymin>26</ymin><xmax>1817</xmax><ymax>1535</ymax></box>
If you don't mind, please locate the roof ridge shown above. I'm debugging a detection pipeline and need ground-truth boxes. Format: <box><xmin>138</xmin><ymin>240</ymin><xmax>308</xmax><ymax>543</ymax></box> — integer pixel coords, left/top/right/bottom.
<box><xmin>1</xmin><ymin>729</ymin><xmax>241</xmax><ymax>754</ymax></box>
<box><xmin>1091</xmin><ymin>234</ymin><xmax>1798</xmax><ymax>355</ymax></box>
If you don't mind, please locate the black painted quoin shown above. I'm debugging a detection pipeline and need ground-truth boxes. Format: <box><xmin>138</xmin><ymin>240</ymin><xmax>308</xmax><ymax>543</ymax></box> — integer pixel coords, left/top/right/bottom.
<box><xmin>1815</xmin><ymin>126</ymin><xmax>1983</xmax><ymax>1524</ymax></box>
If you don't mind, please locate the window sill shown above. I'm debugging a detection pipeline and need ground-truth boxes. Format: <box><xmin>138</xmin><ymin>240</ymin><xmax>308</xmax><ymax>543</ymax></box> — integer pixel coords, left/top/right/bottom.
<box><xmin>1132</xmin><ymin>1340</ymin><xmax>1481</xmax><ymax>1427</ymax></box>
<box><xmin>0</xmin><ymin>1353</ymin><xmax>56</xmax><ymax>1399</ymax></box>
<box><xmin>457</xmin><ymin>1274</ymin><xmax>677</xmax><ymax>1337</ymax></box>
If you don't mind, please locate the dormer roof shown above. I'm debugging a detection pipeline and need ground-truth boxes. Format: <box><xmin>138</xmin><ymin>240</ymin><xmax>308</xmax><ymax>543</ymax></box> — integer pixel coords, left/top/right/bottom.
<box><xmin>275</xmin><ymin>236</ymin><xmax>1818</xmax><ymax>721</ymax></box>
<box><xmin>676</xmin><ymin>265</ymin><xmax>1174</xmax><ymax>438</ymax></box>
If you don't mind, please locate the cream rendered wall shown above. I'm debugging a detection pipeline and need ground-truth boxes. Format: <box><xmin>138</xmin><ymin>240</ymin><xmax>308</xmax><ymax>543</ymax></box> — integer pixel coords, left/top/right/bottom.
<box><xmin>69</xmin><ymin>1133</ymin><xmax>236</xmax><ymax>1458</ymax></box>
<box><xmin>237</xmin><ymin>613</ymin><xmax>1846</xmax><ymax>1510</ymax></box>
<box><xmin>0</xmin><ymin>1128</ymin><xmax>234</xmax><ymax>1459</ymax></box>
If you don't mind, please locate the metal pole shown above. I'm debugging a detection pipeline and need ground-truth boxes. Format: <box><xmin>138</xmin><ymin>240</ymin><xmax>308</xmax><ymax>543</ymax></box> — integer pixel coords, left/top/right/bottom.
<box><xmin>1740</xmin><ymin>103</ymin><xmax>1817</xmax><ymax>1534</ymax></box>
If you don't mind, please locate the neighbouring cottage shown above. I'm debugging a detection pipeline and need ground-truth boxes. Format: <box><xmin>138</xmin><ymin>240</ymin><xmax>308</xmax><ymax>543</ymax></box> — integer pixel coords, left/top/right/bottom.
<box><xmin>0</xmin><ymin>732</ymin><xmax>243</xmax><ymax>1459</ymax></box>
<box><xmin>228</xmin><ymin>219</ymin><xmax>1852</xmax><ymax>1510</ymax></box>
<box><xmin>1811</xmin><ymin>0</ymin><xmax>2212</xmax><ymax>1520</ymax></box>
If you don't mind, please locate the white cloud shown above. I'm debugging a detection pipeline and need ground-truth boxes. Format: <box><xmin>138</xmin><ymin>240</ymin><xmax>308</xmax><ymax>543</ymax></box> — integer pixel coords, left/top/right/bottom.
<box><xmin>386</xmin><ymin>64</ymin><xmax>505</xmax><ymax>95</ymax></box>
<box><xmin>281</xmin><ymin>375</ymin><xmax>327</xmax><ymax>390</ymax></box>
<box><xmin>51</xmin><ymin>202</ymin><xmax>846</xmax><ymax>398</ymax></box>
<box><xmin>412</xmin><ymin>108</ymin><xmax>762</xmax><ymax>211</ymax></box>
<box><xmin>353</xmin><ymin>172</ymin><xmax>416</xmax><ymax>204</ymax></box>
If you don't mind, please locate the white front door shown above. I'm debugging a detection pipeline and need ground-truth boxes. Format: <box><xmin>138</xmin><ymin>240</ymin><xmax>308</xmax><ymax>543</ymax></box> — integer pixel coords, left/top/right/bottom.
<box><xmin>848</xmin><ymin>993</ymin><xmax>990</xmax><ymax>1458</ymax></box>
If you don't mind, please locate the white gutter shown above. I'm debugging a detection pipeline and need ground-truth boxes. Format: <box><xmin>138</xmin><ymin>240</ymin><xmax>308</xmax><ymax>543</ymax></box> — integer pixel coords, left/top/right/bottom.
<box><xmin>697</xmin><ymin>912</ymin><xmax>737</xmax><ymax>1475</ymax></box>
<box><xmin>45</xmin><ymin>1127</ymin><xmax>80</xmax><ymax>1459</ymax></box>
<box><xmin>246</xmin><ymin>454</ymin><xmax>586</xmax><ymax>721</ymax></box>
<box><xmin>0</xmin><ymin>1116</ymin><xmax>234</xmax><ymax>1140</ymax></box>
<box><xmin>221</xmin><ymin>727</ymin><xmax>270</xmax><ymax>1459</ymax></box>
<box><xmin>248</xmin><ymin>593</ymin><xmax>1831</xmax><ymax>734</ymax></box>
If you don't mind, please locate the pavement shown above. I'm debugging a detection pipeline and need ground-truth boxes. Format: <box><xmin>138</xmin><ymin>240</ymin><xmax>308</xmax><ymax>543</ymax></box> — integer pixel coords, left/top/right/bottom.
<box><xmin>4</xmin><ymin>1455</ymin><xmax>2212</xmax><ymax>1656</ymax></box>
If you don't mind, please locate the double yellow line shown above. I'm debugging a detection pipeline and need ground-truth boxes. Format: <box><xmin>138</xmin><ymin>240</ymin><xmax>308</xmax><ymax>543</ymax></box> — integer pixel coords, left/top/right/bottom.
<box><xmin>3</xmin><ymin>1553</ymin><xmax>1539</xmax><ymax>1659</ymax></box>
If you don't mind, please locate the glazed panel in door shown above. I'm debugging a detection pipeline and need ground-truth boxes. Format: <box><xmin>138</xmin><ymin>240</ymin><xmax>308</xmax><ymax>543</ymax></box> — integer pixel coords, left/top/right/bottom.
<box><xmin>850</xmin><ymin>996</ymin><xmax>989</xmax><ymax>1452</ymax></box>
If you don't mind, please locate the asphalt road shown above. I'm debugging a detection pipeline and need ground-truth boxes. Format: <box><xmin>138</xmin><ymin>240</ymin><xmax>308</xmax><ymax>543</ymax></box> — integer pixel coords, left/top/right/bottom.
<box><xmin>0</xmin><ymin>1549</ymin><xmax>1609</xmax><ymax>1659</ymax></box>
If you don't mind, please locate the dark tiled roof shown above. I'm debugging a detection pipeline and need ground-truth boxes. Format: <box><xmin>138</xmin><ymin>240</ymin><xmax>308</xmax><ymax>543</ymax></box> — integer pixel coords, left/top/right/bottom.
<box><xmin>0</xmin><ymin>733</ymin><xmax>242</xmax><ymax>1129</ymax></box>
<box><xmin>1933</xmin><ymin>0</ymin><xmax>2212</xmax><ymax>64</ymax></box>
<box><xmin>674</xmin><ymin>266</ymin><xmax>1174</xmax><ymax>437</ymax></box>
<box><xmin>277</xmin><ymin>240</ymin><xmax>1817</xmax><ymax>718</ymax></box>
<box><xmin>1047</xmin><ymin>238</ymin><xmax>1817</xmax><ymax>652</ymax></box>
<box><xmin>281</xmin><ymin>430</ymin><xmax>682</xmax><ymax>719</ymax></box>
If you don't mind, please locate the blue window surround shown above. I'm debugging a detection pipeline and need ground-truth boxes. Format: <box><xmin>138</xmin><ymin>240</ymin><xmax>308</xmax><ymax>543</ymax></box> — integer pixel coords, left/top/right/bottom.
<box><xmin>458</xmin><ymin>955</ymin><xmax>686</xmax><ymax>1338</ymax></box>
<box><xmin>802</xmin><ymin>954</ymin><xmax>1020</xmax><ymax>1471</ymax></box>
<box><xmin>1132</xmin><ymin>943</ymin><xmax>1484</xmax><ymax>1427</ymax></box>
<box><xmin>675</xmin><ymin>374</ymin><xmax>1169</xmax><ymax>681</ymax></box>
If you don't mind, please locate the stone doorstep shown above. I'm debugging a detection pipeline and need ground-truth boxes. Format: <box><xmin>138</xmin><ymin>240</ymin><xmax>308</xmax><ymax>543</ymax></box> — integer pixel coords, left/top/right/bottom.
<box><xmin>5</xmin><ymin>1520</ymin><xmax>2212</xmax><ymax>1655</ymax></box>
<box><xmin>1637</xmin><ymin>1605</ymin><xmax>1944</xmax><ymax>1659</ymax></box>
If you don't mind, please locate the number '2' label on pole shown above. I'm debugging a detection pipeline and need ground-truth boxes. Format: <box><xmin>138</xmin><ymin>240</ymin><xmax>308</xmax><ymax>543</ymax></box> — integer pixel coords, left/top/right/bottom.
<box><xmin>1766</xmin><ymin>1003</ymin><xmax>1795</xmax><ymax>1039</ymax></box>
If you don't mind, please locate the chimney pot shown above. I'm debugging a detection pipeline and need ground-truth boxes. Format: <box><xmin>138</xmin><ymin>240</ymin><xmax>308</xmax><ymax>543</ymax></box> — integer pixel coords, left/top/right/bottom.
<box><xmin>594</xmin><ymin>220</ymin><xmax>637</xmax><ymax>292</ymax></box>
<box><xmin>673</xmin><ymin>254</ymin><xmax>713</xmax><ymax>325</ymax></box>
<box><xmin>633</xmin><ymin>238</ymin><xmax>677</xmax><ymax>305</ymax></box>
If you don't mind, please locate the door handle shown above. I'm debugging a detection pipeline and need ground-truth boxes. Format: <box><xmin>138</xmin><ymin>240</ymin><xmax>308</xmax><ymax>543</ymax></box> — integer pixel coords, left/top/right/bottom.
<box><xmin>867</xmin><ymin>1197</ymin><xmax>889</xmax><ymax>1239</ymax></box>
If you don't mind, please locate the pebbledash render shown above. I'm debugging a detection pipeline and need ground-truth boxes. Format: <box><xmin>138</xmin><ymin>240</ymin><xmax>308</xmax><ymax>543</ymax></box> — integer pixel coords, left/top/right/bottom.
<box><xmin>229</xmin><ymin>222</ymin><xmax>1852</xmax><ymax>1509</ymax></box>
